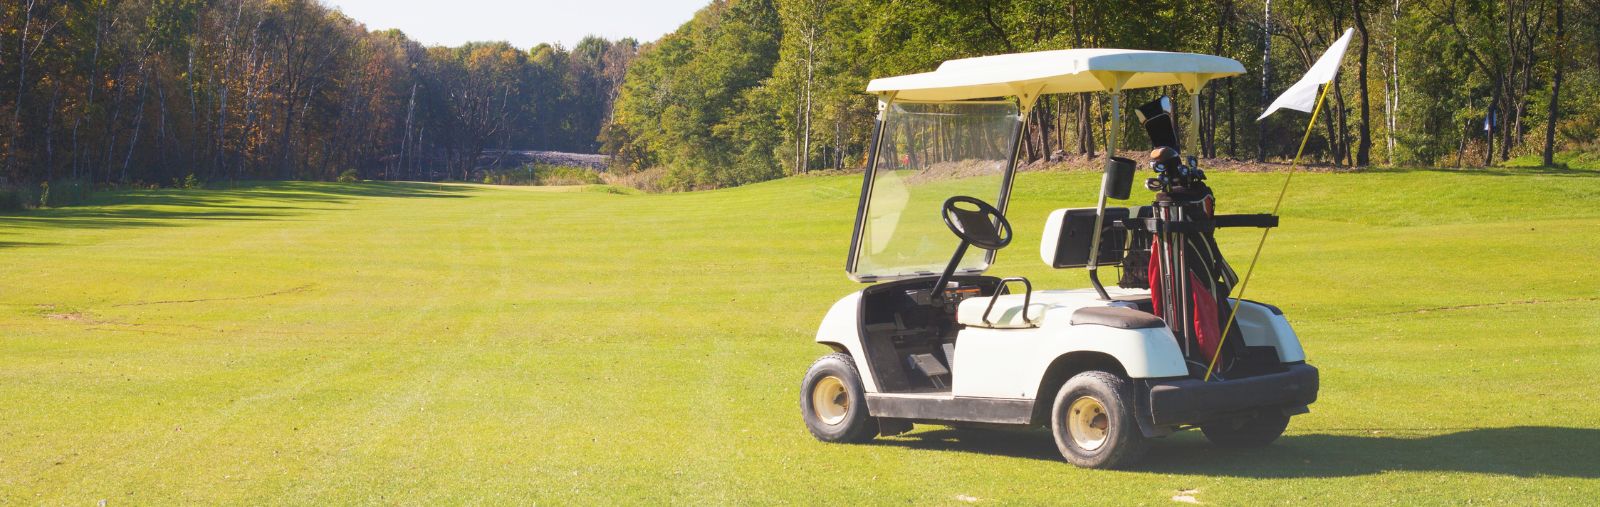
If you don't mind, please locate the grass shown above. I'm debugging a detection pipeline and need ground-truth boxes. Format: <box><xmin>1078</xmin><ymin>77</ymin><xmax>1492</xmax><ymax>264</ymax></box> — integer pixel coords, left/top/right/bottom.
<box><xmin>1503</xmin><ymin>150</ymin><xmax>1600</xmax><ymax>170</ymax></box>
<box><xmin>1</xmin><ymin>169</ymin><xmax>1598</xmax><ymax>504</ymax></box>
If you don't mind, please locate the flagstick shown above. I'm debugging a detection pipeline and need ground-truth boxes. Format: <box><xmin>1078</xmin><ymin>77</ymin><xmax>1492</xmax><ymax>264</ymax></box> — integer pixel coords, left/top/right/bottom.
<box><xmin>1202</xmin><ymin>82</ymin><xmax>1333</xmax><ymax>382</ymax></box>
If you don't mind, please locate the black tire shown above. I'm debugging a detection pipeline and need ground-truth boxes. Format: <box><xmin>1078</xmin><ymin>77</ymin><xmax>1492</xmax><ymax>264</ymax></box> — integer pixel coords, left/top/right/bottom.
<box><xmin>1050</xmin><ymin>371</ymin><xmax>1149</xmax><ymax>469</ymax></box>
<box><xmin>1200</xmin><ymin>411</ymin><xmax>1290</xmax><ymax>448</ymax></box>
<box><xmin>800</xmin><ymin>353</ymin><xmax>878</xmax><ymax>443</ymax></box>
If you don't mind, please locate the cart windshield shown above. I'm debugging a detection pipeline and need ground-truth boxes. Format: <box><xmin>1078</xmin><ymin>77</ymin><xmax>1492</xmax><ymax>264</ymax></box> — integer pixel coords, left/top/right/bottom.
<box><xmin>849</xmin><ymin>101</ymin><xmax>1021</xmax><ymax>282</ymax></box>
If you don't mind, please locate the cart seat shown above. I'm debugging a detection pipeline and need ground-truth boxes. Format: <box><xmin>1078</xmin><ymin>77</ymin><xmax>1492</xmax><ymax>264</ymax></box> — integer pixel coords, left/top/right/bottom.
<box><xmin>957</xmin><ymin>294</ymin><xmax>1046</xmax><ymax>329</ymax></box>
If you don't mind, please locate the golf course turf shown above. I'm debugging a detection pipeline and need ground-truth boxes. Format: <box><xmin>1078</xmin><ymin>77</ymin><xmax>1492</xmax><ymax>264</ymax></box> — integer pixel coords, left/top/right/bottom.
<box><xmin>3</xmin><ymin>168</ymin><xmax>1598</xmax><ymax>504</ymax></box>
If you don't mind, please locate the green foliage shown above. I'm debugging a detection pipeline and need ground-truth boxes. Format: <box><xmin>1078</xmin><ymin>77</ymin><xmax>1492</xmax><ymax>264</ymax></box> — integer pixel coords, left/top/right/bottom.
<box><xmin>535</xmin><ymin>166</ymin><xmax>603</xmax><ymax>186</ymax></box>
<box><xmin>175</xmin><ymin>174</ymin><xmax>202</xmax><ymax>190</ymax></box>
<box><xmin>7</xmin><ymin>0</ymin><xmax>1597</xmax><ymax>193</ymax></box>
<box><xmin>0</xmin><ymin>0</ymin><xmax>634</xmax><ymax>187</ymax></box>
<box><xmin>0</xmin><ymin>188</ymin><xmax>30</xmax><ymax>212</ymax></box>
<box><xmin>481</xmin><ymin>165</ymin><xmax>602</xmax><ymax>186</ymax></box>
<box><xmin>1394</xmin><ymin>6</ymin><xmax>1477</xmax><ymax>165</ymax></box>
<box><xmin>598</xmin><ymin>166</ymin><xmax>669</xmax><ymax>193</ymax></box>
<box><xmin>603</xmin><ymin>0</ymin><xmax>1600</xmax><ymax>184</ymax></box>
<box><xmin>337</xmin><ymin>169</ymin><xmax>361</xmax><ymax>183</ymax></box>
<box><xmin>609</xmin><ymin>0</ymin><xmax>785</xmax><ymax>189</ymax></box>
<box><xmin>482</xmin><ymin>166</ymin><xmax>536</xmax><ymax>185</ymax></box>
<box><xmin>39</xmin><ymin>179</ymin><xmax>93</xmax><ymax>208</ymax></box>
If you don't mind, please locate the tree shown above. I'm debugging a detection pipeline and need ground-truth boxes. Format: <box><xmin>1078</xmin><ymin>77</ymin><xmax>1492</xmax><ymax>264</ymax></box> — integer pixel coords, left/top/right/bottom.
<box><xmin>1354</xmin><ymin>0</ymin><xmax>1373</xmax><ymax>166</ymax></box>
<box><xmin>607</xmin><ymin>0</ymin><xmax>783</xmax><ymax>188</ymax></box>
<box><xmin>1543</xmin><ymin>0</ymin><xmax>1564</xmax><ymax>166</ymax></box>
<box><xmin>0</xmin><ymin>0</ymin><xmax>634</xmax><ymax>192</ymax></box>
<box><xmin>8</xmin><ymin>0</ymin><xmax>1600</xmax><ymax>197</ymax></box>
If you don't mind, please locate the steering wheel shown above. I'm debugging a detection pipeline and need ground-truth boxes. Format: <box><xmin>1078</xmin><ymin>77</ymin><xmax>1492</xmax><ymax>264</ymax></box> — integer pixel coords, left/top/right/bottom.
<box><xmin>941</xmin><ymin>196</ymin><xmax>1012</xmax><ymax>250</ymax></box>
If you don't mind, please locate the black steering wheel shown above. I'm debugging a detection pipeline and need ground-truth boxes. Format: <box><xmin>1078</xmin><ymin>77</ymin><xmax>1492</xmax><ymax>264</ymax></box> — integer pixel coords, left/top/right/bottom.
<box><xmin>941</xmin><ymin>196</ymin><xmax>1012</xmax><ymax>250</ymax></box>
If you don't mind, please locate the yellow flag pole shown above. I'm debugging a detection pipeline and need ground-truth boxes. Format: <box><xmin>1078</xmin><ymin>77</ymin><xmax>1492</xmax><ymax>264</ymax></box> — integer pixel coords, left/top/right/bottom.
<box><xmin>1203</xmin><ymin>82</ymin><xmax>1333</xmax><ymax>382</ymax></box>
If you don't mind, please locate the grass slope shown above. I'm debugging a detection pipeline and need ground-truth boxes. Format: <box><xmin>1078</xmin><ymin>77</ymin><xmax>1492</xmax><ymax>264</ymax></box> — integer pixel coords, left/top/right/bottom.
<box><xmin>2</xmin><ymin>170</ymin><xmax>1598</xmax><ymax>504</ymax></box>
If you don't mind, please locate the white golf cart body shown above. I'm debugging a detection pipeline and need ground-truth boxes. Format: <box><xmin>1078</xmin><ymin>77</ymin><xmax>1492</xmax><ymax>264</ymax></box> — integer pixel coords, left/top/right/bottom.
<box><xmin>815</xmin><ymin>49</ymin><xmax>1317</xmax><ymax>433</ymax></box>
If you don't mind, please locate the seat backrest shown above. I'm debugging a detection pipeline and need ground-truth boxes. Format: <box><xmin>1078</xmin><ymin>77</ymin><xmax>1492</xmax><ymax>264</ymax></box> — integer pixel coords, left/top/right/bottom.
<box><xmin>1038</xmin><ymin>207</ymin><xmax>1134</xmax><ymax>268</ymax></box>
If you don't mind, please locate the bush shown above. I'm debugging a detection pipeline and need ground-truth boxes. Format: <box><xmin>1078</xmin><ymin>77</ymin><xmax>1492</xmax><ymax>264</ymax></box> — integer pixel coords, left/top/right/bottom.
<box><xmin>534</xmin><ymin>165</ymin><xmax>602</xmax><ymax>186</ymax></box>
<box><xmin>40</xmin><ymin>178</ymin><xmax>93</xmax><ymax>208</ymax></box>
<box><xmin>174</xmin><ymin>173</ymin><xmax>202</xmax><ymax>189</ymax></box>
<box><xmin>0</xmin><ymin>188</ymin><xmax>27</xmax><ymax>212</ymax></box>
<box><xmin>481</xmin><ymin>164</ymin><xmax>601</xmax><ymax>186</ymax></box>
<box><xmin>482</xmin><ymin>166</ymin><xmax>537</xmax><ymax>185</ymax></box>
<box><xmin>337</xmin><ymin>169</ymin><xmax>361</xmax><ymax>183</ymax></box>
<box><xmin>599</xmin><ymin>167</ymin><xmax>669</xmax><ymax>193</ymax></box>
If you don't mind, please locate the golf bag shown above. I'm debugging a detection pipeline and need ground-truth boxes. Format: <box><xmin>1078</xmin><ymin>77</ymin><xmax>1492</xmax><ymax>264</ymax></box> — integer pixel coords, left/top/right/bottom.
<box><xmin>1121</xmin><ymin>98</ymin><xmax>1243</xmax><ymax>371</ymax></box>
<box><xmin>1143</xmin><ymin>187</ymin><xmax>1240</xmax><ymax>367</ymax></box>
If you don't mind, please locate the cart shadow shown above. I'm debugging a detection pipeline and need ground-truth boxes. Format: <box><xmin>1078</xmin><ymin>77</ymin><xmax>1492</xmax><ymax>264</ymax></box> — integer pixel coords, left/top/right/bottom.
<box><xmin>877</xmin><ymin>425</ymin><xmax>1600</xmax><ymax>478</ymax></box>
<box><xmin>0</xmin><ymin>181</ymin><xmax>475</xmax><ymax>242</ymax></box>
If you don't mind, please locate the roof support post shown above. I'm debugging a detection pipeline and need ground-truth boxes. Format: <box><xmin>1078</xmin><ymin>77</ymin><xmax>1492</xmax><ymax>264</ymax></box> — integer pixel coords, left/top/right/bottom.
<box><xmin>1178</xmin><ymin>74</ymin><xmax>1210</xmax><ymax>158</ymax></box>
<box><xmin>1000</xmin><ymin>84</ymin><xmax>1045</xmax><ymax>218</ymax></box>
<box><xmin>1085</xmin><ymin>72</ymin><xmax>1132</xmax><ymax>300</ymax></box>
<box><xmin>1189</xmin><ymin>90</ymin><xmax>1202</xmax><ymax>157</ymax></box>
<box><xmin>1015</xmin><ymin>83</ymin><xmax>1046</xmax><ymax>116</ymax></box>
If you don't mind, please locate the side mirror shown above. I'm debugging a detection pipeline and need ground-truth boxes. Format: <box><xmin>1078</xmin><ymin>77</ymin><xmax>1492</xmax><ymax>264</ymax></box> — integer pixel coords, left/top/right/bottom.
<box><xmin>1103</xmin><ymin>156</ymin><xmax>1136</xmax><ymax>200</ymax></box>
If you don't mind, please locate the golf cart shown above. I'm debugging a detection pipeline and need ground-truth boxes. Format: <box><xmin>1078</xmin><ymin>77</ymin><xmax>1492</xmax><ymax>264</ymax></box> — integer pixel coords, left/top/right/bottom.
<box><xmin>799</xmin><ymin>49</ymin><xmax>1319</xmax><ymax>469</ymax></box>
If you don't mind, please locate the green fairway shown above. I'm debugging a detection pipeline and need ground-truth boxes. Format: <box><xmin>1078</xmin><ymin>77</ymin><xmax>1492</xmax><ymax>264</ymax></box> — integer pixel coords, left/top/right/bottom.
<box><xmin>3</xmin><ymin>169</ymin><xmax>1598</xmax><ymax>504</ymax></box>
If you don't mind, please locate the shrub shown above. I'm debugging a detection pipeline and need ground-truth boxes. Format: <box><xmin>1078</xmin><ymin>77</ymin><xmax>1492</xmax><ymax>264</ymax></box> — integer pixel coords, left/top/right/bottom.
<box><xmin>39</xmin><ymin>178</ymin><xmax>92</xmax><ymax>208</ymax></box>
<box><xmin>482</xmin><ymin>166</ymin><xmax>538</xmax><ymax>185</ymax></box>
<box><xmin>174</xmin><ymin>173</ymin><xmax>202</xmax><ymax>189</ymax></box>
<box><xmin>0</xmin><ymin>187</ymin><xmax>27</xmax><ymax>212</ymax></box>
<box><xmin>337</xmin><ymin>169</ymin><xmax>361</xmax><ymax>183</ymax></box>
<box><xmin>599</xmin><ymin>167</ymin><xmax>668</xmax><ymax>193</ymax></box>
<box><xmin>534</xmin><ymin>165</ymin><xmax>602</xmax><ymax>186</ymax></box>
<box><xmin>481</xmin><ymin>164</ymin><xmax>601</xmax><ymax>186</ymax></box>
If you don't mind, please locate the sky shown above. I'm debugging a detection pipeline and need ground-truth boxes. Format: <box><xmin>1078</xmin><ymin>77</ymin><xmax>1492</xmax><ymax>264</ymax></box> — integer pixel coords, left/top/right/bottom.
<box><xmin>321</xmin><ymin>0</ymin><xmax>708</xmax><ymax>50</ymax></box>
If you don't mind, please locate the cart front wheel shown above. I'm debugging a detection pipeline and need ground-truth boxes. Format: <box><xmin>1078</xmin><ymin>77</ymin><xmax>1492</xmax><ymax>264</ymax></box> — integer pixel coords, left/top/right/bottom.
<box><xmin>800</xmin><ymin>353</ymin><xmax>878</xmax><ymax>443</ymax></box>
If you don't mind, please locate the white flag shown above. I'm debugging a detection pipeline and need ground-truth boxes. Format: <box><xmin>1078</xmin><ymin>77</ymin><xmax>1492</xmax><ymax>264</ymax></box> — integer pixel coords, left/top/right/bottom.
<box><xmin>1258</xmin><ymin>28</ymin><xmax>1355</xmax><ymax>120</ymax></box>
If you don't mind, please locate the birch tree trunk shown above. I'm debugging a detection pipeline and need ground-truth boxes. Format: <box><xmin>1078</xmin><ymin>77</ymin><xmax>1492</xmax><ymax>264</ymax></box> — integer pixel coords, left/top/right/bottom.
<box><xmin>1257</xmin><ymin>0</ymin><xmax>1272</xmax><ymax>162</ymax></box>
<box><xmin>1386</xmin><ymin>0</ymin><xmax>1399</xmax><ymax>164</ymax></box>
<box><xmin>800</xmin><ymin>29</ymin><xmax>814</xmax><ymax>173</ymax></box>
<box><xmin>8</xmin><ymin>0</ymin><xmax>36</xmax><ymax>177</ymax></box>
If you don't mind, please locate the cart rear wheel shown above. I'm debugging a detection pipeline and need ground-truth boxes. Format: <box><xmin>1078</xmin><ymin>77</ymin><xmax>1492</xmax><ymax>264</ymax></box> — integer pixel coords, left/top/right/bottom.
<box><xmin>800</xmin><ymin>353</ymin><xmax>878</xmax><ymax>443</ymax></box>
<box><xmin>1050</xmin><ymin>371</ymin><xmax>1148</xmax><ymax>469</ymax></box>
<box><xmin>1201</xmin><ymin>411</ymin><xmax>1290</xmax><ymax>448</ymax></box>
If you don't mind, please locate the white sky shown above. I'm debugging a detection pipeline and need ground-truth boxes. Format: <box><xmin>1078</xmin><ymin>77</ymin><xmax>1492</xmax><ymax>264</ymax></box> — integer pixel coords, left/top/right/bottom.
<box><xmin>321</xmin><ymin>0</ymin><xmax>708</xmax><ymax>50</ymax></box>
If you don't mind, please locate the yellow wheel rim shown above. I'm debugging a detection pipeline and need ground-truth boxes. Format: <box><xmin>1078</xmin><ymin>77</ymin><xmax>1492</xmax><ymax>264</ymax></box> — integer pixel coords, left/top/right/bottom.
<box><xmin>812</xmin><ymin>376</ymin><xmax>850</xmax><ymax>425</ymax></box>
<box><xmin>1067</xmin><ymin>396</ymin><xmax>1110</xmax><ymax>451</ymax></box>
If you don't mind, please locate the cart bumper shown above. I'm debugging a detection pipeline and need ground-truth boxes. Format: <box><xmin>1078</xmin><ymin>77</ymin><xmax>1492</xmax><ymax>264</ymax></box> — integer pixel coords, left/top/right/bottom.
<box><xmin>1144</xmin><ymin>364</ymin><xmax>1319</xmax><ymax>427</ymax></box>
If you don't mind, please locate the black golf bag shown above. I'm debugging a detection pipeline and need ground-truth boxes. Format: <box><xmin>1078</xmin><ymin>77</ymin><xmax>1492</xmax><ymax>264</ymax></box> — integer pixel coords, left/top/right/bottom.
<box><xmin>1118</xmin><ymin>97</ymin><xmax>1246</xmax><ymax>374</ymax></box>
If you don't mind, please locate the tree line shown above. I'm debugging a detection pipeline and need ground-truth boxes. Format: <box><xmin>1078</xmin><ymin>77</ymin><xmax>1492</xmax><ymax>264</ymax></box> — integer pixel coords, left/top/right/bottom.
<box><xmin>4</xmin><ymin>0</ymin><xmax>1596</xmax><ymax>196</ymax></box>
<box><xmin>605</xmin><ymin>0</ymin><xmax>1600</xmax><ymax>189</ymax></box>
<box><xmin>0</xmin><ymin>0</ymin><xmax>634</xmax><ymax>192</ymax></box>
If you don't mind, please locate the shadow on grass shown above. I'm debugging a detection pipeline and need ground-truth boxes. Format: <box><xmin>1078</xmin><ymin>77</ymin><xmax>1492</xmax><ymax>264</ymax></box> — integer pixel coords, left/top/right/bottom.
<box><xmin>878</xmin><ymin>426</ymin><xmax>1600</xmax><ymax>478</ymax></box>
<box><xmin>0</xmin><ymin>181</ymin><xmax>475</xmax><ymax>240</ymax></box>
<box><xmin>0</xmin><ymin>240</ymin><xmax>60</xmax><ymax>248</ymax></box>
<box><xmin>1357</xmin><ymin>166</ymin><xmax>1600</xmax><ymax>178</ymax></box>
<box><xmin>201</xmin><ymin>180</ymin><xmax>477</xmax><ymax>201</ymax></box>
